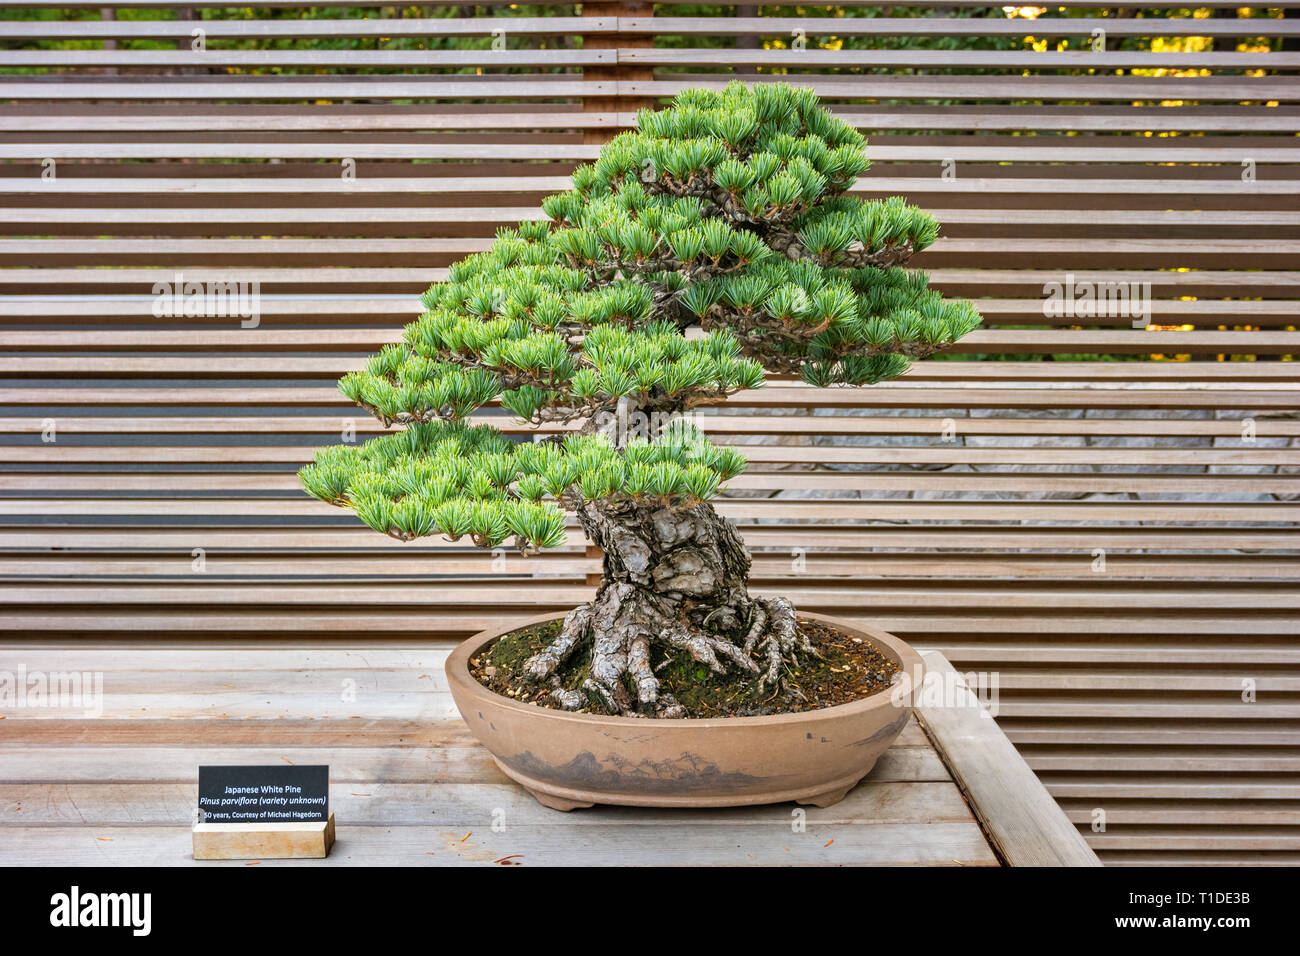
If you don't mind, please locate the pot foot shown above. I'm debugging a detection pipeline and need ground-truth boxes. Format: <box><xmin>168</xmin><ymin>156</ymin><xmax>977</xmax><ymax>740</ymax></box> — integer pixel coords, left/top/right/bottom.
<box><xmin>796</xmin><ymin>782</ymin><xmax>857</xmax><ymax>809</ymax></box>
<box><xmin>527</xmin><ymin>787</ymin><xmax>594</xmax><ymax>812</ymax></box>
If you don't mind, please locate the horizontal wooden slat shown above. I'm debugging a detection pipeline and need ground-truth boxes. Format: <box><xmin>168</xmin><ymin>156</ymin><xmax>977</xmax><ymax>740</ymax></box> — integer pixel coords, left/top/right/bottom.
<box><xmin>3</xmin><ymin>582</ymin><xmax>1297</xmax><ymax>610</ymax></box>
<box><xmin>627</xmin><ymin>17</ymin><xmax>1300</xmax><ymax>38</ymax></box>
<box><xmin>0</xmin><ymin>16</ymin><xmax>609</xmax><ymax>39</ymax></box>
<box><xmin>1</xmin><ymin>611</ymin><xmax>1295</xmax><ymax>636</ymax></box>
<box><xmin>7</xmin><ymin>496</ymin><xmax>1298</xmax><ymax>520</ymax></box>
<box><xmin>6</xmin><ymin>385</ymin><xmax>1294</xmax><ymax>410</ymax></box>
<box><xmin>7</xmin><ymin>144</ymin><xmax>1299</xmax><ymax>164</ymax></box>
<box><xmin>4</xmin><ymin>106</ymin><xmax>1297</xmax><ymax>135</ymax></box>
<box><xmin>4</xmin><ymin>76</ymin><xmax>1291</xmax><ymax>102</ymax></box>
<box><xmin>625</xmin><ymin>48</ymin><xmax>1300</xmax><ymax>69</ymax></box>
<box><xmin>1</xmin><ymin>553</ymin><xmax>1294</xmax><ymax>581</ymax></box>
<box><xmin>4</xmin><ymin>328</ymin><xmax>1294</xmax><ymax>355</ymax></box>
<box><xmin>2</xmin><ymin>472</ymin><xmax>1296</xmax><ymax>497</ymax></box>
<box><xmin>6</xmin><ymin>446</ymin><xmax>1298</xmax><ymax>468</ymax></box>
<box><xmin>0</xmin><ymin>109</ymin><xmax>630</xmax><ymax>133</ymax></box>
<box><xmin>0</xmin><ymin>77</ymin><xmax>613</xmax><ymax>101</ymax></box>
<box><xmin>630</xmin><ymin>75</ymin><xmax>1298</xmax><ymax>102</ymax></box>
<box><xmin>0</xmin><ymin>49</ymin><xmax>613</xmax><ymax>68</ymax></box>
<box><xmin>6</xmin><ymin>527</ymin><xmax>1289</xmax><ymax>551</ymax></box>
<box><xmin>6</xmin><ymin>177</ymin><xmax>1294</xmax><ymax>197</ymax></box>
<box><xmin>4</xmin><ymin>241</ymin><xmax>1298</xmax><ymax>271</ymax></box>
<box><xmin>4</xmin><ymin>15</ymin><xmax>1292</xmax><ymax>42</ymax></box>
<box><xmin>0</xmin><ymin>295</ymin><xmax>1295</xmax><ymax>326</ymax></box>
<box><xmin>6</xmin><ymin>48</ymin><xmax>1295</xmax><ymax>70</ymax></box>
<box><xmin>4</xmin><ymin>414</ymin><xmax>1296</xmax><ymax>438</ymax></box>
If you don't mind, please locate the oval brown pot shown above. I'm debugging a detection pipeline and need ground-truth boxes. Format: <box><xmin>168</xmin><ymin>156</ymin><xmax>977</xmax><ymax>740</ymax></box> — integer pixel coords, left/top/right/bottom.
<box><xmin>445</xmin><ymin>610</ymin><xmax>925</xmax><ymax>811</ymax></box>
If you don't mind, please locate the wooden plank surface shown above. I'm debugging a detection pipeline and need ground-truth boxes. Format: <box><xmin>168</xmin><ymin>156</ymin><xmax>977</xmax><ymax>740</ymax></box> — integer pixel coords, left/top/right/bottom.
<box><xmin>0</xmin><ymin>641</ymin><xmax>1000</xmax><ymax>867</ymax></box>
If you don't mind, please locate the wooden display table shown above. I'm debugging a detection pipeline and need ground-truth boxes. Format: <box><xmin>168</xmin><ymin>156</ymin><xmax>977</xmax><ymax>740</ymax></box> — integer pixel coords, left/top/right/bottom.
<box><xmin>0</xmin><ymin>642</ymin><xmax>1097</xmax><ymax>867</ymax></box>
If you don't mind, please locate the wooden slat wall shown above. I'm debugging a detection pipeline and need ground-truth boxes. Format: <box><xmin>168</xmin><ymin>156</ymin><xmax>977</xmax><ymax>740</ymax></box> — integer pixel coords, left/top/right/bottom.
<box><xmin>1</xmin><ymin>2</ymin><xmax>1297</xmax><ymax>866</ymax></box>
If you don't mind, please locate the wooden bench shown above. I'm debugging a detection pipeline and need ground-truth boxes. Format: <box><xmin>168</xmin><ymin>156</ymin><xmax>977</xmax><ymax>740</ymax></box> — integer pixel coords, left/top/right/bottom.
<box><xmin>0</xmin><ymin>2</ymin><xmax>1297</xmax><ymax>865</ymax></box>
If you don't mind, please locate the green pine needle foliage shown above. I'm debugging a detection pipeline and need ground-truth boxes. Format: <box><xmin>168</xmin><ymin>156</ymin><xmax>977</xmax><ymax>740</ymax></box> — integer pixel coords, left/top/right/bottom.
<box><xmin>299</xmin><ymin>419</ymin><xmax>743</xmax><ymax>550</ymax></box>
<box><xmin>301</xmin><ymin>82</ymin><xmax>981</xmax><ymax>551</ymax></box>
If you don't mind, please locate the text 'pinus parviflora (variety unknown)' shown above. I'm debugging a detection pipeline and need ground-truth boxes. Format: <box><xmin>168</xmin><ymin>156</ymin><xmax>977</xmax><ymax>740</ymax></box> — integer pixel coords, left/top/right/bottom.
<box><xmin>300</xmin><ymin>83</ymin><xmax>981</xmax><ymax>717</ymax></box>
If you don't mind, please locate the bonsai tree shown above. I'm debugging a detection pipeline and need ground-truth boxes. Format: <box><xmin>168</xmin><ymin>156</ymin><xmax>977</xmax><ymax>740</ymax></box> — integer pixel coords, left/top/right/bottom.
<box><xmin>300</xmin><ymin>82</ymin><xmax>981</xmax><ymax>718</ymax></box>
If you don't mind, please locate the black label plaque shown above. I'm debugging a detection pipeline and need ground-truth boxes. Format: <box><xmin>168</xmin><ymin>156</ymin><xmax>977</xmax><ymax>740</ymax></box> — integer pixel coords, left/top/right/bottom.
<box><xmin>198</xmin><ymin>765</ymin><xmax>329</xmax><ymax>824</ymax></box>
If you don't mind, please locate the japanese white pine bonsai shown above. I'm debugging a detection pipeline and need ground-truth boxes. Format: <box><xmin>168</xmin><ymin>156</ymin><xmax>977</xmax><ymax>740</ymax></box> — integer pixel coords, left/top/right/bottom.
<box><xmin>300</xmin><ymin>82</ymin><xmax>981</xmax><ymax>717</ymax></box>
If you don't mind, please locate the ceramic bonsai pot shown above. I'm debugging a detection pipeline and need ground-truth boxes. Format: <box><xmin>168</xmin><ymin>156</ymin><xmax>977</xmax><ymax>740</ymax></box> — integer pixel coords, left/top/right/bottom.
<box><xmin>445</xmin><ymin>610</ymin><xmax>925</xmax><ymax>811</ymax></box>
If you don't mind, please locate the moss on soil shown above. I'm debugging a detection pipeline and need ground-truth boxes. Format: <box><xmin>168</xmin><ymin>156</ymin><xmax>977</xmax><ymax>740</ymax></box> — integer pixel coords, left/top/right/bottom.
<box><xmin>468</xmin><ymin>617</ymin><xmax>900</xmax><ymax>718</ymax></box>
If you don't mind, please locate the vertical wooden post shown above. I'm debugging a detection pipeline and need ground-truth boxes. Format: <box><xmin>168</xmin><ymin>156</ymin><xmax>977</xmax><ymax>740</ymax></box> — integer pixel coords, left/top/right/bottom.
<box><xmin>176</xmin><ymin>6</ymin><xmax>198</xmax><ymax>75</ymax></box>
<box><xmin>100</xmin><ymin>6</ymin><xmax>116</xmax><ymax>49</ymax></box>
<box><xmin>581</xmin><ymin>0</ymin><xmax>655</xmax><ymax>145</ymax></box>
<box><xmin>734</xmin><ymin>5</ymin><xmax>759</xmax><ymax>74</ymax></box>
<box><xmin>100</xmin><ymin>7</ymin><xmax>117</xmax><ymax>75</ymax></box>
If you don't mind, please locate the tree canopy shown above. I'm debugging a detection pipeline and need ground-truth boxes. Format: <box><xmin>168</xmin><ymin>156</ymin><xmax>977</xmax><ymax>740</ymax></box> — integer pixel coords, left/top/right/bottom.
<box><xmin>300</xmin><ymin>82</ymin><xmax>982</xmax><ymax>553</ymax></box>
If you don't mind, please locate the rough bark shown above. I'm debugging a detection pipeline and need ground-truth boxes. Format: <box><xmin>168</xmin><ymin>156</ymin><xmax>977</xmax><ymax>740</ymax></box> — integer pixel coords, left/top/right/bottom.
<box><xmin>524</xmin><ymin>497</ymin><xmax>812</xmax><ymax>717</ymax></box>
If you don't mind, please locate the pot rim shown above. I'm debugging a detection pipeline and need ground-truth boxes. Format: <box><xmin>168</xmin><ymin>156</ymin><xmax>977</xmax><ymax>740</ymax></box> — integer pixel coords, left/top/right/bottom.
<box><xmin>445</xmin><ymin>609</ymin><xmax>925</xmax><ymax>729</ymax></box>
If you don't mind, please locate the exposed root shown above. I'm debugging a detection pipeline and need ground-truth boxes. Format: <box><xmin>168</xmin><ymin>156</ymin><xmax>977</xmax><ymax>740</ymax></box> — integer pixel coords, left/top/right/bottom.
<box><xmin>627</xmin><ymin>633</ymin><xmax>659</xmax><ymax>705</ymax></box>
<box><xmin>587</xmin><ymin>622</ymin><xmax>634</xmax><ymax>714</ymax></box>
<box><xmin>749</xmin><ymin>596</ymin><xmax>816</xmax><ymax>689</ymax></box>
<box><xmin>742</xmin><ymin>601</ymin><xmax>768</xmax><ymax>653</ymax></box>
<box><xmin>548</xmin><ymin>680</ymin><xmax>584</xmax><ymax>711</ymax></box>
<box><xmin>655</xmin><ymin>693</ymin><xmax>687</xmax><ymax>719</ymax></box>
<box><xmin>664</xmin><ymin>626</ymin><xmax>758</xmax><ymax>677</ymax></box>
<box><xmin>523</xmin><ymin>587</ymin><xmax>813</xmax><ymax>718</ymax></box>
<box><xmin>523</xmin><ymin>603</ymin><xmax>592</xmax><ymax>682</ymax></box>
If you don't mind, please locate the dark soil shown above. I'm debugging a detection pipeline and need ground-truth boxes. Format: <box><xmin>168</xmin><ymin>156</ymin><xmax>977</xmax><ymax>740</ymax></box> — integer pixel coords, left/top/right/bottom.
<box><xmin>468</xmin><ymin>617</ymin><xmax>901</xmax><ymax>718</ymax></box>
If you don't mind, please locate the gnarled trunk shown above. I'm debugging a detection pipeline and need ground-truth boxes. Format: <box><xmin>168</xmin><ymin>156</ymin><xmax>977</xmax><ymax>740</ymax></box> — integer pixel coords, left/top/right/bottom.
<box><xmin>524</xmin><ymin>497</ymin><xmax>807</xmax><ymax>717</ymax></box>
